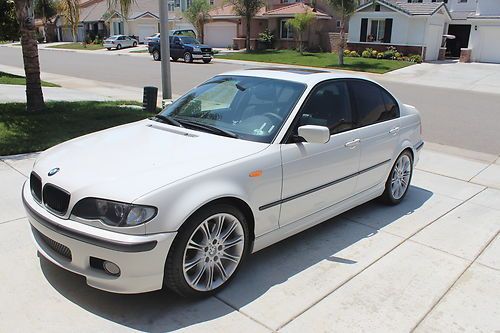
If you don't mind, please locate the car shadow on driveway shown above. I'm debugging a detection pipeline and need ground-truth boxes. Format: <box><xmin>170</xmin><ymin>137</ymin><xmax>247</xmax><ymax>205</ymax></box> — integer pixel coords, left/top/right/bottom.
<box><xmin>39</xmin><ymin>185</ymin><xmax>433</xmax><ymax>332</ymax></box>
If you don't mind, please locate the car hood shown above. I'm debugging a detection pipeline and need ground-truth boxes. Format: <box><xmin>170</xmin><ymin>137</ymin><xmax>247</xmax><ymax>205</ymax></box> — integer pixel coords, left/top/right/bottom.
<box><xmin>33</xmin><ymin>119</ymin><xmax>268</xmax><ymax>203</ymax></box>
<box><xmin>184</xmin><ymin>43</ymin><xmax>211</xmax><ymax>49</ymax></box>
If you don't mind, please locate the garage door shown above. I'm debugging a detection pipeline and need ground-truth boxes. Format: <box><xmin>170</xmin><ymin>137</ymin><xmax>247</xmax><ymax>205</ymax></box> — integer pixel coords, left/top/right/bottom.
<box><xmin>425</xmin><ymin>25</ymin><xmax>442</xmax><ymax>61</ymax></box>
<box><xmin>478</xmin><ymin>27</ymin><xmax>500</xmax><ymax>63</ymax></box>
<box><xmin>138</xmin><ymin>25</ymin><xmax>158</xmax><ymax>44</ymax></box>
<box><xmin>204</xmin><ymin>22</ymin><xmax>237</xmax><ymax>48</ymax></box>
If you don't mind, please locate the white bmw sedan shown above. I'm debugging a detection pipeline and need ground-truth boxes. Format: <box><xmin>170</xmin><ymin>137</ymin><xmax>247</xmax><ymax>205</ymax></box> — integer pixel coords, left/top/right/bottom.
<box><xmin>23</xmin><ymin>68</ymin><xmax>423</xmax><ymax>297</ymax></box>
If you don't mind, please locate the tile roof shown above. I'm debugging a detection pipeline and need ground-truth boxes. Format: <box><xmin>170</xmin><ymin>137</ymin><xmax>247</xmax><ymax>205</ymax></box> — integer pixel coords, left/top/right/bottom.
<box><xmin>209</xmin><ymin>2</ymin><xmax>329</xmax><ymax>19</ymax></box>
<box><xmin>80</xmin><ymin>0</ymin><xmax>169</xmax><ymax>22</ymax></box>
<box><xmin>361</xmin><ymin>0</ymin><xmax>449</xmax><ymax>17</ymax></box>
<box><xmin>264</xmin><ymin>3</ymin><xmax>330</xmax><ymax>18</ymax></box>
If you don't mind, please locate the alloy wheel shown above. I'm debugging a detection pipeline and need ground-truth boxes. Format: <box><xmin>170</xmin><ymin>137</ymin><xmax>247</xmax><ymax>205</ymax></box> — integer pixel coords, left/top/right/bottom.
<box><xmin>390</xmin><ymin>154</ymin><xmax>411</xmax><ymax>200</ymax></box>
<box><xmin>182</xmin><ymin>213</ymin><xmax>245</xmax><ymax>292</ymax></box>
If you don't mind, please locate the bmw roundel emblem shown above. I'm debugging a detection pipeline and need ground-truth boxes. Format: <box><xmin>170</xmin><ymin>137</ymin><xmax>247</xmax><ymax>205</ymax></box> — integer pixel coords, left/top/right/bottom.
<box><xmin>48</xmin><ymin>168</ymin><xmax>60</xmax><ymax>176</ymax></box>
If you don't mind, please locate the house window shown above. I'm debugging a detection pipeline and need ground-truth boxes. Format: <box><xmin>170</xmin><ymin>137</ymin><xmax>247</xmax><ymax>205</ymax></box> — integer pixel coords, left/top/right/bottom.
<box><xmin>175</xmin><ymin>0</ymin><xmax>180</xmax><ymax>7</ymax></box>
<box><xmin>280</xmin><ymin>20</ymin><xmax>294</xmax><ymax>39</ymax></box>
<box><xmin>368</xmin><ymin>19</ymin><xmax>385</xmax><ymax>42</ymax></box>
<box><xmin>375</xmin><ymin>4</ymin><xmax>380</xmax><ymax>11</ymax></box>
<box><xmin>113</xmin><ymin>21</ymin><xmax>124</xmax><ymax>35</ymax></box>
<box><xmin>407</xmin><ymin>0</ymin><xmax>422</xmax><ymax>2</ymax></box>
<box><xmin>336</xmin><ymin>20</ymin><xmax>341</xmax><ymax>28</ymax></box>
<box><xmin>168</xmin><ymin>0</ymin><xmax>175</xmax><ymax>11</ymax></box>
<box><xmin>458</xmin><ymin>0</ymin><xmax>467</xmax><ymax>2</ymax></box>
<box><xmin>210</xmin><ymin>0</ymin><xmax>214</xmax><ymax>4</ymax></box>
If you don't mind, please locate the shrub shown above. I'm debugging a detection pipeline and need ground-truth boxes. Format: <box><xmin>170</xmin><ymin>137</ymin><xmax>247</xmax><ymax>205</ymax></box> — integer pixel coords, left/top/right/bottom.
<box><xmin>383</xmin><ymin>46</ymin><xmax>399</xmax><ymax>59</ymax></box>
<box><xmin>408</xmin><ymin>54</ymin><xmax>423</xmax><ymax>63</ymax></box>
<box><xmin>362</xmin><ymin>50</ymin><xmax>371</xmax><ymax>58</ymax></box>
<box><xmin>394</xmin><ymin>52</ymin><xmax>402</xmax><ymax>59</ymax></box>
<box><xmin>377</xmin><ymin>53</ymin><xmax>384</xmax><ymax>59</ymax></box>
<box><xmin>350</xmin><ymin>50</ymin><xmax>360</xmax><ymax>57</ymax></box>
<box><xmin>343</xmin><ymin>49</ymin><xmax>351</xmax><ymax>56</ymax></box>
<box><xmin>371</xmin><ymin>50</ymin><xmax>378</xmax><ymax>58</ymax></box>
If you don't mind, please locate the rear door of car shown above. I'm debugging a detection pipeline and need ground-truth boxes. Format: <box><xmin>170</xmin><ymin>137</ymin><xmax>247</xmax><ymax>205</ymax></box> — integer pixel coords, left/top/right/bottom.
<box><xmin>278</xmin><ymin>80</ymin><xmax>361</xmax><ymax>227</ymax></box>
<box><xmin>347</xmin><ymin>79</ymin><xmax>401</xmax><ymax>194</ymax></box>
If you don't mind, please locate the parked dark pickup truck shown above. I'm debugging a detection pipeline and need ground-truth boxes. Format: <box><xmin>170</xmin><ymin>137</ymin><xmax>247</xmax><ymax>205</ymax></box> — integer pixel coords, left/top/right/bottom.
<box><xmin>148</xmin><ymin>36</ymin><xmax>213</xmax><ymax>63</ymax></box>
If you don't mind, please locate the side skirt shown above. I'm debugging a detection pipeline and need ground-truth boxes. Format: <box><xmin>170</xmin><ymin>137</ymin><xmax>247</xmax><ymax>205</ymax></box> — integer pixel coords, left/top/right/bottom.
<box><xmin>251</xmin><ymin>183</ymin><xmax>385</xmax><ymax>253</ymax></box>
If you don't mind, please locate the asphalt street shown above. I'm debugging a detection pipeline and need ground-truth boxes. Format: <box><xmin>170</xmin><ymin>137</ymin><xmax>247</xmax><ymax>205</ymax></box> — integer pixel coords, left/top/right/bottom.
<box><xmin>1</xmin><ymin>46</ymin><xmax>499</xmax><ymax>155</ymax></box>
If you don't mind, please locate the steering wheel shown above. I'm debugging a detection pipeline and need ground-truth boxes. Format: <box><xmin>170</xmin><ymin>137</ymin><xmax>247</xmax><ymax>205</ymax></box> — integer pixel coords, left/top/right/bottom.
<box><xmin>263</xmin><ymin>112</ymin><xmax>283</xmax><ymax>123</ymax></box>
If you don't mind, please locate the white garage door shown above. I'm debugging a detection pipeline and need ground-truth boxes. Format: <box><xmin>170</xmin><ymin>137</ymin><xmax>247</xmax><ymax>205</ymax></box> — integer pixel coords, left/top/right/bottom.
<box><xmin>138</xmin><ymin>25</ymin><xmax>158</xmax><ymax>44</ymax></box>
<box><xmin>425</xmin><ymin>25</ymin><xmax>442</xmax><ymax>61</ymax></box>
<box><xmin>204</xmin><ymin>22</ymin><xmax>237</xmax><ymax>48</ymax></box>
<box><xmin>478</xmin><ymin>27</ymin><xmax>500</xmax><ymax>63</ymax></box>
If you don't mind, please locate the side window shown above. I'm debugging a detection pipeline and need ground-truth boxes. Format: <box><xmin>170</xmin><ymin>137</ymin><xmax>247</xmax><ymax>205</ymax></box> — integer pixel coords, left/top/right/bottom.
<box><xmin>174</xmin><ymin>37</ymin><xmax>181</xmax><ymax>44</ymax></box>
<box><xmin>380</xmin><ymin>88</ymin><xmax>400</xmax><ymax>119</ymax></box>
<box><xmin>349</xmin><ymin>80</ymin><xmax>393</xmax><ymax>127</ymax></box>
<box><xmin>299</xmin><ymin>81</ymin><xmax>353</xmax><ymax>135</ymax></box>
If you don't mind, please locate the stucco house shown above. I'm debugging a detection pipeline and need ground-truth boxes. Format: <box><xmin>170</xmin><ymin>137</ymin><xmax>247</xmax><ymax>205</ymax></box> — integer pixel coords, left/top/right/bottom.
<box><xmin>348</xmin><ymin>0</ymin><xmax>451</xmax><ymax>61</ymax></box>
<box><xmin>349</xmin><ymin>0</ymin><xmax>500</xmax><ymax>63</ymax></box>
<box><xmin>205</xmin><ymin>0</ymin><xmax>340</xmax><ymax>50</ymax></box>
<box><xmin>55</xmin><ymin>0</ymin><xmax>194</xmax><ymax>43</ymax></box>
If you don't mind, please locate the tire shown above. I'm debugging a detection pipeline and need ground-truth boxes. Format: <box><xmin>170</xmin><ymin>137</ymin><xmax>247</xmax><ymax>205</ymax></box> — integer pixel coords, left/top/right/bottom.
<box><xmin>183</xmin><ymin>52</ymin><xmax>193</xmax><ymax>63</ymax></box>
<box><xmin>202</xmin><ymin>58</ymin><xmax>211</xmax><ymax>64</ymax></box>
<box><xmin>133</xmin><ymin>42</ymin><xmax>137</xmax><ymax>47</ymax></box>
<box><xmin>116</xmin><ymin>44</ymin><xmax>122</xmax><ymax>50</ymax></box>
<box><xmin>106</xmin><ymin>48</ymin><xmax>111</xmax><ymax>51</ymax></box>
<box><xmin>164</xmin><ymin>204</ymin><xmax>250</xmax><ymax>297</ymax></box>
<box><xmin>171</xmin><ymin>57</ymin><xmax>178</xmax><ymax>62</ymax></box>
<box><xmin>380</xmin><ymin>150</ymin><xmax>413</xmax><ymax>205</ymax></box>
<box><xmin>152</xmin><ymin>50</ymin><xmax>161</xmax><ymax>61</ymax></box>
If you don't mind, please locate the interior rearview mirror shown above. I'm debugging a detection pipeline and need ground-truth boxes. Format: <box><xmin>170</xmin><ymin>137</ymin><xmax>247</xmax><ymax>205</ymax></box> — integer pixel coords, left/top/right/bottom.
<box><xmin>297</xmin><ymin>125</ymin><xmax>330</xmax><ymax>144</ymax></box>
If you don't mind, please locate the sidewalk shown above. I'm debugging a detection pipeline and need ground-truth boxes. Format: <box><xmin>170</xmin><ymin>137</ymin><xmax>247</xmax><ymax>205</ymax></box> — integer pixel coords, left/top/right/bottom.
<box><xmin>0</xmin><ymin>145</ymin><xmax>498</xmax><ymax>332</ymax></box>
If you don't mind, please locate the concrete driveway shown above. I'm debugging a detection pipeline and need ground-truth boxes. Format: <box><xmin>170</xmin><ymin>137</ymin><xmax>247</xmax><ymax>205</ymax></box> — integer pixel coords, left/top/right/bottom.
<box><xmin>0</xmin><ymin>147</ymin><xmax>499</xmax><ymax>332</ymax></box>
<box><xmin>384</xmin><ymin>60</ymin><xmax>500</xmax><ymax>94</ymax></box>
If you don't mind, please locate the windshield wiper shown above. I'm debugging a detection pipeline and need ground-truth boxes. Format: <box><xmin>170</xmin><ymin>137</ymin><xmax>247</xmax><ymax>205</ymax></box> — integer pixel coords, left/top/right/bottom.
<box><xmin>176</xmin><ymin>119</ymin><xmax>238</xmax><ymax>139</ymax></box>
<box><xmin>150</xmin><ymin>114</ymin><xmax>183</xmax><ymax>128</ymax></box>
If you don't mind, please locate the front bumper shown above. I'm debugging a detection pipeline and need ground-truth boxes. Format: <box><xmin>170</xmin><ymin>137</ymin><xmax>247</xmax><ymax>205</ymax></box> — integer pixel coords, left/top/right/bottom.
<box><xmin>22</xmin><ymin>182</ymin><xmax>177</xmax><ymax>294</ymax></box>
<box><xmin>192</xmin><ymin>52</ymin><xmax>212</xmax><ymax>60</ymax></box>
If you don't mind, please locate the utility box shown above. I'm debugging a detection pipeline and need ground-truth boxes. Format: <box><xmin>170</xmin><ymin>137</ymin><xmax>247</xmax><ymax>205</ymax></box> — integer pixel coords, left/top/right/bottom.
<box><xmin>142</xmin><ymin>86</ymin><xmax>158</xmax><ymax>113</ymax></box>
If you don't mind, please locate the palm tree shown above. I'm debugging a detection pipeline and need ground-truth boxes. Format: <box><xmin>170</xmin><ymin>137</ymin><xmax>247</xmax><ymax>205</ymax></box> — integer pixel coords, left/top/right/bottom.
<box><xmin>327</xmin><ymin>0</ymin><xmax>358</xmax><ymax>65</ymax></box>
<box><xmin>34</xmin><ymin>0</ymin><xmax>57</xmax><ymax>42</ymax></box>
<box><xmin>184</xmin><ymin>0</ymin><xmax>211</xmax><ymax>43</ymax></box>
<box><xmin>13</xmin><ymin>0</ymin><xmax>45</xmax><ymax>111</ymax></box>
<box><xmin>227</xmin><ymin>0</ymin><xmax>265</xmax><ymax>51</ymax></box>
<box><xmin>58</xmin><ymin>0</ymin><xmax>80</xmax><ymax>42</ymax></box>
<box><xmin>285</xmin><ymin>11</ymin><xmax>315</xmax><ymax>55</ymax></box>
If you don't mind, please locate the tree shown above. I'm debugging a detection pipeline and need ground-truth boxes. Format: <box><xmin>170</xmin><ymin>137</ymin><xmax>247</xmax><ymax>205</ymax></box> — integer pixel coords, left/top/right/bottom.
<box><xmin>184</xmin><ymin>0</ymin><xmax>211</xmax><ymax>43</ymax></box>
<box><xmin>58</xmin><ymin>0</ymin><xmax>80</xmax><ymax>42</ymax></box>
<box><xmin>227</xmin><ymin>0</ymin><xmax>265</xmax><ymax>51</ymax></box>
<box><xmin>327</xmin><ymin>0</ymin><xmax>358</xmax><ymax>65</ymax></box>
<box><xmin>34</xmin><ymin>0</ymin><xmax>57</xmax><ymax>42</ymax></box>
<box><xmin>1</xmin><ymin>0</ymin><xmax>20</xmax><ymax>41</ymax></box>
<box><xmin>13</xmin><ymin>0</ymin><xmax>45</xmax><ymax>111</ymax></box>
<box><xmin>285</xmin><ymin>11</ymin><xmax>315</xmax><ymax>55</ymax></box>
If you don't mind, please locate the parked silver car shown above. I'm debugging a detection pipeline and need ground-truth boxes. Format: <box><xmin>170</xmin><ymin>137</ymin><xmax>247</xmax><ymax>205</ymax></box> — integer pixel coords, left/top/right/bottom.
<box><xmin>103</xmin><ymin>35</ymin><xmax>138</xmax><ymax>50</ymax></box>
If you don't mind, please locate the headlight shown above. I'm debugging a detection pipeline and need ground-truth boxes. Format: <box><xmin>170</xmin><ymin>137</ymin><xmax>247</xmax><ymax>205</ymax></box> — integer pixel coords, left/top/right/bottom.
<box><xmin>72</xmin><ymin>198</ymin><xmax>157</xmax><ymax>227</ymax></box>
<box><xmin>193</xmin><ymin>46</ymin><xmax>201</xmax><ymax>52</ymax></box>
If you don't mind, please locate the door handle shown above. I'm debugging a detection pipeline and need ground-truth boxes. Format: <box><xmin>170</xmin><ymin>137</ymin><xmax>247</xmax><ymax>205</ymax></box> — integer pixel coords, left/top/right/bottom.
<box><xmin>389</xmin><ymin>127</ymin><xmax>400</xmax><ymax>135</ymax></box>
<box><xmin>344</xmin><ymin>138</ymin><xmax>360</xmax><ymax>149</ymax></box>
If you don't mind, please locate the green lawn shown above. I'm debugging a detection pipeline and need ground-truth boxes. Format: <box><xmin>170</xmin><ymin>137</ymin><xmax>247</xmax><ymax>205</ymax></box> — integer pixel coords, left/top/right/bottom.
<box><xmin>48</xmin><ymin>43</ymin><xmax>104</xmax><ymax>51</ymax></box>
<box><xmin>0</xmin><ymin>71</ymin><xmax>60</xmax><ymax>87</ymax></box>
<box><xmin>216</xmin><ymin>50</ymin><xmax>415</xmax><ymax>74</ymax></box>
<box><xmin>0</xmin><ymin>101</ymin><xmax>149</xmax><ymax>155</ymax></box>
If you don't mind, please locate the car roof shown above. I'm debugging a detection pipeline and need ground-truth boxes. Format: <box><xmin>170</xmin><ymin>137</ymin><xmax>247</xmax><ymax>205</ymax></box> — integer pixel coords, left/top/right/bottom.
<box><xmin>219</xmin><ymin>67</ymin><xmax>370</xmax><ymax>86</ymax></box>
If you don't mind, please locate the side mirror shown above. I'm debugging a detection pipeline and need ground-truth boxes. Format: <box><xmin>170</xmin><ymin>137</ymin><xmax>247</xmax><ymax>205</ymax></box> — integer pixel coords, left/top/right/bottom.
<box><xmin>297</xmin><ymin>125</ymin><xmax>330</xmax><ymax>144</ymax></box>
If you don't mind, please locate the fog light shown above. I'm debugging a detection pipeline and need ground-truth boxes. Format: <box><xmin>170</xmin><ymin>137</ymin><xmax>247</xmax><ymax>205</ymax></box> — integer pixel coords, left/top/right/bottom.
<box><xmin>103</xmin><ymin>261</ymin><xmax>120</xmax><ymax>276</ymax></box>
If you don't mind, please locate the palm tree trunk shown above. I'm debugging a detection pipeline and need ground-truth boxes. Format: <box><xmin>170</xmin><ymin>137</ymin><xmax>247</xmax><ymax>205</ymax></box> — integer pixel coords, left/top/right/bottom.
<box><xmin>338</xmin><ymin>15</ymin><xmax>345</xmax><ymax>66</ymax></box>
<box><xmin>245</xmin><ymin>15</ymin><xmax>251</xmax><ymax>51</ymax></box>
<box><xmin>14</xmin><ymin>0</ymin><xmax>45</xmax><ymax>112</ymax></box>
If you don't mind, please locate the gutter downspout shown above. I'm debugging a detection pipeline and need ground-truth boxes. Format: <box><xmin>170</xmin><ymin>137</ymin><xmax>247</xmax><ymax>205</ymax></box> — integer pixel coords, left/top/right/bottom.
<box><xmin>421</xmin><ymin>16</ymin><xmax>428</xmax><ymax>60</ymax></box>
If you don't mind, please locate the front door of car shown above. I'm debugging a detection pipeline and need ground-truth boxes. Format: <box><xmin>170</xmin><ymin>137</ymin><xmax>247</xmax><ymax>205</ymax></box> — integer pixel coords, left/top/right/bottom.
<box><xmin>347</xmin><ymin>79</ymin><xmax>401</xmax><ymax>194</ymax></box>
<box><xmin>279</xmin><ymin>80</ymin><xmax>361</xmax><ymax>227</ymax></box>
<box><xmin>171</xmin><ymin>37</ymin><xmax>183</xmax><ymax>57</ymax></box>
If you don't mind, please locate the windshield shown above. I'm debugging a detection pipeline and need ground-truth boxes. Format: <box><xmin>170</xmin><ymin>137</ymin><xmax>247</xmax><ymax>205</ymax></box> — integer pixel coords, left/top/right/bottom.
<box><xmin>160</xmin><ymin>75</ymin><xmax>306</xmax><ymax>143</ymax></box>
<box><xmin>179</xmin><ymin>36</ymin><xmax>199</xmax><ymax>44</ymax></box>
